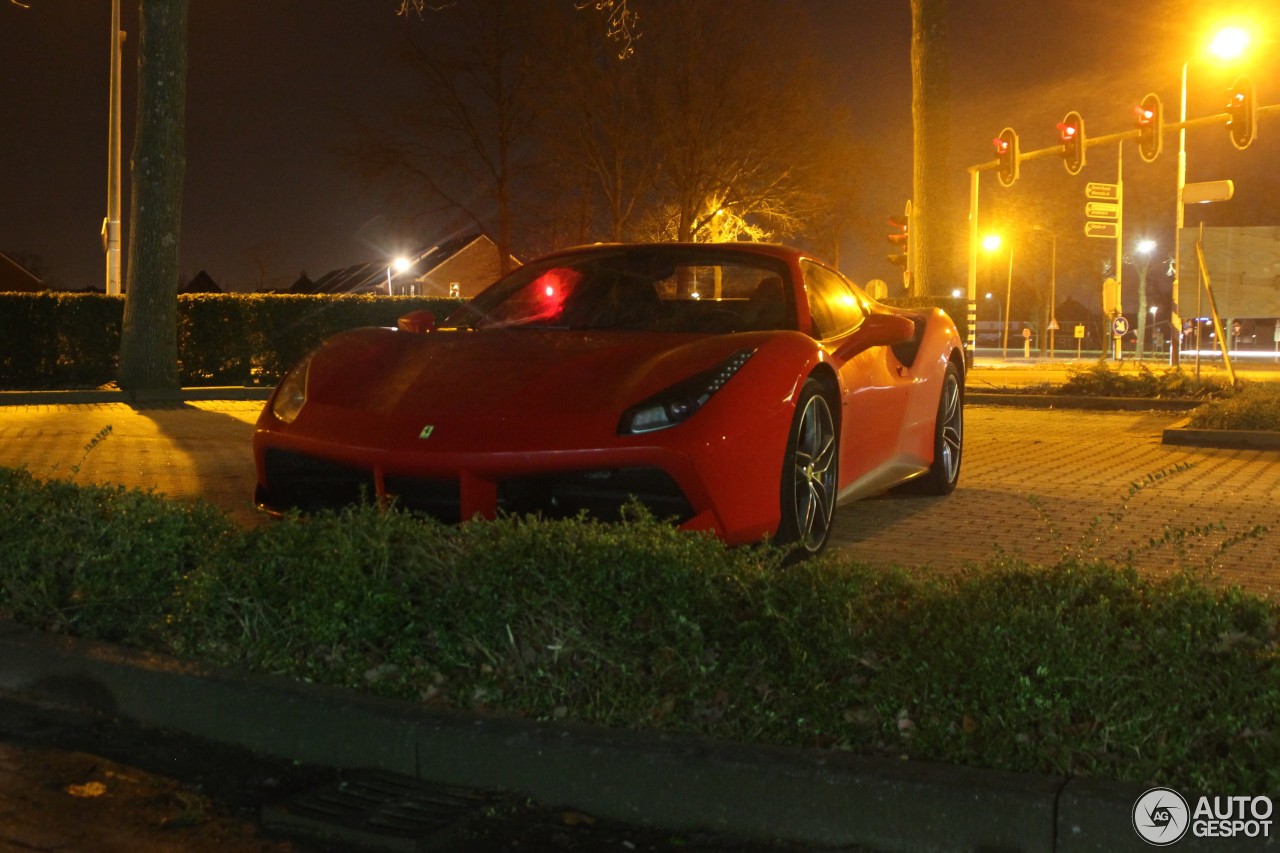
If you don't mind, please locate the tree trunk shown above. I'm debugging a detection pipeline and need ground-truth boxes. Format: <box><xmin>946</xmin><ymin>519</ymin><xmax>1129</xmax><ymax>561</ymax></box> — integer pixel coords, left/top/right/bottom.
<box><xmin>119</xmin><ymin>0</ymin><xmax>189</xmax><ymax>391</ymax></box>
<box><xmin>909</xmin><ymin>0</ymin><xmax>954</xmax><ymax>297</ymax></box>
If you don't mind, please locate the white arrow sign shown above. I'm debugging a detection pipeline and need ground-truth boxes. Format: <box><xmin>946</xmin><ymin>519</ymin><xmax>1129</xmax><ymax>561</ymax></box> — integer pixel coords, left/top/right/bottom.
<box><xmin>1086</xmin><ymin>182</ymin><xmax>1119</xmax><ymax>200</ymax></box>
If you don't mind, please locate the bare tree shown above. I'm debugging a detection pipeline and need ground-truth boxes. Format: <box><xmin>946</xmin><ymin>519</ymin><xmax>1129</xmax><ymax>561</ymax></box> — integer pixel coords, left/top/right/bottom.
<box><xmin>640</xmin><ymin>1</ymin><xmax>842</xmax><ymax>246</ymax></box>
<box><xmin>352</xmin><ymin>0</ymin><xmax>551</xmax><ymax>274</ymax></box>
<box><xmin>119</xmin><ymin>0</ymin><xmax>189</xmax><ymax>390</ymax></box>
<box><xmin>535</xmin><ymin>9</ymin><xmax>657</xmax><ymax>245</ymax></box>
<box><xmin>396</xmin><ymin>0</ymin><xmax>640</xmax><ymax>58</ymax></box>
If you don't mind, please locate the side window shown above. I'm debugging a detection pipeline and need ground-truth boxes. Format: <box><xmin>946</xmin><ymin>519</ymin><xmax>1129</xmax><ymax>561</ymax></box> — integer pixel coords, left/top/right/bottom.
<box><xmin>802</xmin><ymin>261</ymin><xmax>865</xmax><ymax>340</ymax></box>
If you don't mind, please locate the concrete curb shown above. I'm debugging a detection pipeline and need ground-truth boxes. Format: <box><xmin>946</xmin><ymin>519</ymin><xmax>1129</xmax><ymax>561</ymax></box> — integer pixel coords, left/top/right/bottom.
<box><xmin>0</xmin><ymin>387</ymin><xmax>273</xmax><ymax>406</ymax></box>
<box><xmin>4</xmin><ymin>621</ymin><xmax>1271</xmax><ymax>852</ymax></box>
<box><xmin>1162</xmin><ymin>418</ymin><xmax>1280</xmax><ymax>450</ymax></box>
<box><xmin>967</xmin><ymin>393</ymin><xmax>1201</xmax><ymax>412</ymax></box>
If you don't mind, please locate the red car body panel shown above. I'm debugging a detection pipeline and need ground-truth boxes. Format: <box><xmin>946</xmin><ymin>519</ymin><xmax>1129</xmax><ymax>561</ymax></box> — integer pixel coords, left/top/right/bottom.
<box><xmin>253</xmin><ymin>243</ymin><xmax>964</xmax><ymax>546</ymax></box>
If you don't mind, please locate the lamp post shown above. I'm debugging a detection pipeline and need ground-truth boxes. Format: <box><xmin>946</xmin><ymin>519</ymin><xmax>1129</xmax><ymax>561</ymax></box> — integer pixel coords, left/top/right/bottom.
<box><xmin>984</xmin><ymin>292</ymin><xmax>1003</xmax><ymax>352</ymax></box>
<box><xmin>387</xmin><ymin>256</ymin><xmax>411</xmax><ymax>295</ymax></box>
<box><xmin>1030</xmin><ymin>226</ymin><xmax>1057</xmax><ymax>358</ymax></box>
<box><xmin>982</xmin><ymin>234</ymin><xmax>1012</xmax><ymax>360</ymax></box>
<box><xmin>1172</xmin><ymin>25</ymin><xmax>1252</xmax><ymax>366</ymax></box>
<box><xmin>104</xmin><ymin>0</ymin><xmax>124</xmax><ymax>296</ymax></box>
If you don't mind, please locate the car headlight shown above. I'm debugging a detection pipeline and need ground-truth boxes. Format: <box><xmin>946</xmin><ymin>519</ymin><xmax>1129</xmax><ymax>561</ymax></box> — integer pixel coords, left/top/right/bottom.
<box><xmin>271</xmin><ymin>355</ymin><xmax>312</xmax><ymax>424</ymax></box>
<box><xmin>618</xmin><ymin>349</ymin><xmax>756</xmax><ymax>435</ymax></box>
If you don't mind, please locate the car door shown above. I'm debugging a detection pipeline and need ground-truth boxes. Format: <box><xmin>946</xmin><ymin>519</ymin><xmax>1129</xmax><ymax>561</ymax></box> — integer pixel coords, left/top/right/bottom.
<box><xmin>801</xmin><ymin>260</ymin><xmax>913</xmax><ymax>501</ymax></box>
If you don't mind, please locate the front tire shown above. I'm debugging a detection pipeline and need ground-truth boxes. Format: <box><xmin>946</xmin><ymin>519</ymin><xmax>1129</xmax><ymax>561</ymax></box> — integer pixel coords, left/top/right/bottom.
<box><xmin>776</xmin><ymin>378</ymin><xmax>838</xmax><ymax>557</ymax></box>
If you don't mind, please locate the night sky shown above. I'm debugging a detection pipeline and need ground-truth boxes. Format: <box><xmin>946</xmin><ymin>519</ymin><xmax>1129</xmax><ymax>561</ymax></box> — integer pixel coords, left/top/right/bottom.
<box><xmin>2</xmin><ymin>1</ymin><xmax>1278</xmax><ymax>300</ymax></box>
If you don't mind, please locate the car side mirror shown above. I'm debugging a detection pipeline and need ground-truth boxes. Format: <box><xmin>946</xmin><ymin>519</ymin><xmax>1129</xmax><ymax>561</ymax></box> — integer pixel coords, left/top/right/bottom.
<box><xmin>397</xmin><ymin>311</ymin><xmax>436</xmax><ymax>333</ymax></box>
<box><xmin>834</xmin><ymin>313</ymin><xmax>916</xmax><ymax>360</ymax></box>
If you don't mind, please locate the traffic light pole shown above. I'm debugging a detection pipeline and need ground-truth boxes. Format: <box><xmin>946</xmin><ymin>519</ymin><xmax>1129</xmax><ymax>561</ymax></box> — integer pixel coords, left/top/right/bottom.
<box><xmin>966</xmin><ymin>101</ymin><xmax>1280</xmax><ymax>369</ymax></box>
<box><xmin>966</xmin><ymin>170</ymin><xmax>979</xmax><ymax>358</ymax></box>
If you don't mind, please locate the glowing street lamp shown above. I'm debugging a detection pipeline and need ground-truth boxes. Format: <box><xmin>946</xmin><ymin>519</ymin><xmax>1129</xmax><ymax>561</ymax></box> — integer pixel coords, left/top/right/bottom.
<box><xmin>387</xmin><ymin>256</ymin><xmax>412</xmax><ymax>295</ymax></box>
<box><xmin>1172</xmin><ymin>23</ymin><xmax>1254</xmax><ymax>366</ymax></box>
<box><xmin>983</xmin><ymin>234</ymin><xmax>1013</xmax><ymax>360</ymax></box>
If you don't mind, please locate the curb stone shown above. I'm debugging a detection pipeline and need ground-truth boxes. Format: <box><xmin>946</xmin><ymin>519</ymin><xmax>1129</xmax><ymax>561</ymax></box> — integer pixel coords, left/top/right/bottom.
<box><xmin>4</xmin><ymin>621</ymin><xmax>1272</xmax><ymax>852</ymax></box>
<box><xmin>0</xmin><ymin>387</ymin><xmax>274</xmax><ymax>406</ymax></box>
<box><xmin>1162</xmin><ymin>418</ymin><xmax>1280</xmax><ymax>450</ymax></box>
<box><xmin>966</xmin><ymin>393</ymin><xmax>1200</xmax><ymax>412</ymax></box>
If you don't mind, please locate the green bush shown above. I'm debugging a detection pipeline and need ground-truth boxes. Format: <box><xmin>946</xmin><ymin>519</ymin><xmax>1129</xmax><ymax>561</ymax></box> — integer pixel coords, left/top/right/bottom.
<box><xmin>1</xmin><ymin>470</ymin><xmax>1277</xmax><ymax>792</ymax></box>
<box><xmin>1187</xmin><ymin>383</ymin><xmax>1280</xmax><ymax>432</ymax></box>
<box><xmin>1057</xmin><ymin>361</ymin><xmax>1231</xmax><ymax>399</ymax></box>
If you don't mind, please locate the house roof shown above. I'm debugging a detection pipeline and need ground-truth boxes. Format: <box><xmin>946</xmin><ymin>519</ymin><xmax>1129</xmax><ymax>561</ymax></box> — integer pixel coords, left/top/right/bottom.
<box><xmin>310</xmin><ymin>233</ymin><xmax>504</xmax><ymax>295</ymax></box>
<box><xmin>0</xmin><ymin>251</ymin><xmax>43</xmax><ymax>292</ymax></box>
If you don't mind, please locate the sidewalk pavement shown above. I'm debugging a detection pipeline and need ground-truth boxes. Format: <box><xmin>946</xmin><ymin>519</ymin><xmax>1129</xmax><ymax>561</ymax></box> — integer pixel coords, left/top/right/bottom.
<box><xmin>1</xmin><ymin>393</ymin><xmax>1278</xmax><ymax>850</ymax></box>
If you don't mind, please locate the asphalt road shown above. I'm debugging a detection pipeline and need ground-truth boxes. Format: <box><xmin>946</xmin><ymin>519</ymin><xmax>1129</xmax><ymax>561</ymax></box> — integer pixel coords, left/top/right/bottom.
<box><xmin>2</xmin><ymin>399</ymin><xmax>1277</xmax><ymax>596</ymax></box>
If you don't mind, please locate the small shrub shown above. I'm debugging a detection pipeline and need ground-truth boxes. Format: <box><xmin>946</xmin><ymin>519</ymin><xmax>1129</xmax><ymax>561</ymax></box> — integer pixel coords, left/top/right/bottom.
<box><xmin>1059</xmin><ymin>361</ymin><xmax>1230</xmax><ymax>399</ymax></box>
<box><xmin>1187</xmin><ymin>383</ymin><xmax>1280</xmax><ymax>432</ymax></box>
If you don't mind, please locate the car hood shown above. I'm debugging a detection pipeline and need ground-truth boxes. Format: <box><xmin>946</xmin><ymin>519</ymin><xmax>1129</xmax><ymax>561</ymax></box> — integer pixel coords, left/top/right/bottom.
<box><xmin>299</xmin><ymin>326</ymin><xmax>773</xmax><ymax>445</ymax></box>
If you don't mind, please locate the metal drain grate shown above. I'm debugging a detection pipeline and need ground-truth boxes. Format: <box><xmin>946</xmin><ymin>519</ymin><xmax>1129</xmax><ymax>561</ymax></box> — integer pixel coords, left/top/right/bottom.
<box><xmin>263</xmin><ymin>769</ymin><xmax>512</xmax><ymax>852</ymax></box>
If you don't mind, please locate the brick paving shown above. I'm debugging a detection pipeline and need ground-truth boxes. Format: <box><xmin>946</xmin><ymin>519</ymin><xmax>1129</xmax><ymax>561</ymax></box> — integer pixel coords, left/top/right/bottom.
<box><xmin>2</xmin><ymin>401</ymin><xmax>1277</xmax><ymax>597</ymax></box>
<box><xmin>835</xmin><ymin>406</ymin><xmax>1280</xmax><ymax>597</ymax></box>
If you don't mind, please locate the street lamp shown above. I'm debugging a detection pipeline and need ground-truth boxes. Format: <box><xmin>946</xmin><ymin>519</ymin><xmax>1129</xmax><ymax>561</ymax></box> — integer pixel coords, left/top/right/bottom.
<box><xmin>387</xmin><ymin>256</ymin><xmax>411</xmax><ymax>295</ymax></box>
<box><xmin>984</xmin><ymin>292</ymin><xmax>1003</xmax><ymax>351</ymax></box>
<box><xmin>983</xmin><ymin>234</ymin><xmax>1013</xmax><ymax>360</ymax></box>
<box><xmin>1172</xmin><ymin>24</ymin><xmax>1252</xmax><ymax>366</ymax></box>
<box><xmin>1030</xmin><ymin>226</ymin><xmax>1057</xmax><ymax>358</ymax></box>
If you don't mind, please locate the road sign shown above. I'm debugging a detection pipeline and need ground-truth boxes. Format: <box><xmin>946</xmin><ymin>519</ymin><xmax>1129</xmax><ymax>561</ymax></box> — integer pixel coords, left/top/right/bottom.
<box><xmin>1183</xmin><ymin>180</ymin><xmax>1234</xmax><ymax>205</ymax></box>
<box><xmin>1112</xmin><ymin>316</ymin><xmax>1130</xmax><ymax>336</ymax></box>
<box><xmin>1085</xmin><ymin>201</ymin><xmax>1119</xmax><ymax>219</ymax></box>
<box><xmin>1086</xmin><ymin>222</ymin><xmax>1118</xmax><ymax>239</ymax></box>
<box><xmin>1086</xmin><ymin>182</ymin><xmax>1119</xmax><ymax>200</ymax></box>
<box><xmin>1047</xmin><ymin>319</ymin><xmax>1059</xmax><ymax>331</ymax></box>
<box><xmin>1074</xmin><ymin>324</ymin><xmax>1086</xmax><ymax>339</ymax></box>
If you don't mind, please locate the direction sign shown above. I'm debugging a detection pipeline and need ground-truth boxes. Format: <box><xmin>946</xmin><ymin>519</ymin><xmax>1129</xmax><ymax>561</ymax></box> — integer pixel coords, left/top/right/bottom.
<box><xmin>1183</xmin><ymin>180</ymin><xmax>1234</xmax><ymax>205</ymax></box>
<box><xmin>1085</xmin><ymin>201</ymin><xmax>1119</xmax><ymax>219</ymax></box>
<box><xmin>1085</xmin><ymin>221</ymin><xmax>1118</xmax><ymax>239</ymax></box>
<box><xmin>1086</xmin><ymin>182</ymin><xmax>1119</xmax><ymax>200</ymax></box>
<box><xmin>1074</xmin><ymin>324</ymin><xmax>1086</xmax><ymax>339</ymax></box>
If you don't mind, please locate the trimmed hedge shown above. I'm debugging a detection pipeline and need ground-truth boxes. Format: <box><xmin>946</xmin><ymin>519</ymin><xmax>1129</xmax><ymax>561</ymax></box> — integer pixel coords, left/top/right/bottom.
<box><xmin>0</xmin><ymin>293</ymin><xmax>461</xmax><ymax>390</ymax></box>
<box><xmin>1</xmin><ymin>465</ymin><xmax>1277</xmax><ymax>793</ymax></box>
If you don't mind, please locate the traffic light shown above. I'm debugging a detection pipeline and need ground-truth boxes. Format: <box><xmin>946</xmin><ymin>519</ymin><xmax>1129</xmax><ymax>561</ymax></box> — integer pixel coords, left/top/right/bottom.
<box><xmin>886</xmin><ymin>213</ymin><xmax>909</xmax><ymax>267</ymax></box>
<box><xmin>1136</xmin><ymin>93</ymin><xmax>1162</xmax><ymax>163</ymax></box>
<box><xmin>1226</xmin><ymin>76</ymin><xmax>1257</xmax><ymax>150</ymax></box>
<box><xmin>993</xmin><ymin>127</ymin><xmax>1019</xmax><ymax>187</ymax></box>
<box><xmin>1057</xmin><ymin>111</ymin><xmax>1085</xmax><ymax>175</ymax></box>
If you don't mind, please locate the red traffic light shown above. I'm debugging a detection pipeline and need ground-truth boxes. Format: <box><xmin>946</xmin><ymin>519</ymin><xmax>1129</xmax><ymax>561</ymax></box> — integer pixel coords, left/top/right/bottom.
<box><xmin>1057</xmin><ymin>111</ymin><xmax>1085</xmax><ymax>176</ymax></box>
<box><xmin>993</xmin><ymin>127</ymin><xmax>1019</xmax><ymax>187</ymax></box>
<box><xmin>1136</xmin><ymin>93</ymin><xmax>1163</xmax><ymax>163</ymax></box>
<box><xmin>886</xmin><ymin>213</ymin><xmax>909</xmax><ymax>265</ymax></box>
<box><xmin>1226</xmin><ymin>76</ymin><xmax>1257</xmax><ymax>150</ymax></box>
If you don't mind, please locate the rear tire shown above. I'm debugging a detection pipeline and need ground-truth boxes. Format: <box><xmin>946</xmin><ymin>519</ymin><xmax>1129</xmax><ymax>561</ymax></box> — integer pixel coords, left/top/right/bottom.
<box><xmin>776</xmin><ymin>378</ymin><xmax>838</xmax><ymax>557</ymax></box>
<box><xmin>907</xmin><ymin>360</ymin><xmax>963</xmax><ymax>495</ymax></box>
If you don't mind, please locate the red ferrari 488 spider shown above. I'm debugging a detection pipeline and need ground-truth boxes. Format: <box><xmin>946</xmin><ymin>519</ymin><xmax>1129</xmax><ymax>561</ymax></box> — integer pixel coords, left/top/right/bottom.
<box><xmin>254</xmin><ymin>243</ymin><xmax>964</xmax><ymax>556</ymax></box>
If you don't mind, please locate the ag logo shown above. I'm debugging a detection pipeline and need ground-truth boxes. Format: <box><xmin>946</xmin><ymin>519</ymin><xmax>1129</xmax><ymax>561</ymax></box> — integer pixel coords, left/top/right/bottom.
<box><xmin>1133</xmin><ymin>787</ymin><xmax>1190</xmax><ymax>846</ymax></box>
<box><xmin>419</xmin><ymin>425</ymin><xmax>435</xmax><ymax>440</ymax></box>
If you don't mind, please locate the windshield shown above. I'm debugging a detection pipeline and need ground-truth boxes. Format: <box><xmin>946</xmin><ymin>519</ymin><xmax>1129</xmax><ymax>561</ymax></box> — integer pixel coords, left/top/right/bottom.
<box><xmin>446</xmin><ymin>248</ymin><xmax>795</xmax><ymax>334</ymax></box>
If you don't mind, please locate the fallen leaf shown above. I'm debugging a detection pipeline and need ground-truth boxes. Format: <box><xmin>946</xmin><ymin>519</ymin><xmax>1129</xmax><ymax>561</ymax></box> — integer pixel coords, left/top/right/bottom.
<box><xmin>65</xmin><ymin>781</ymin><xmax>108</xmax><ymax>798</ymax></box>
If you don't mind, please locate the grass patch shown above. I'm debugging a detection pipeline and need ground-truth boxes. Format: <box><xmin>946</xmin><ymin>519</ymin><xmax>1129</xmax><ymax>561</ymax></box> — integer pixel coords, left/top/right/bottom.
<box><xmin>1</xmin><ymin>466</ymin><xmax>1277</xmax><ymax>793</ymax></box>
<box><xmin>1187</xmin><ymin>382</ymin><xmax>1280</xmax><ymax>432</ymax></box>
